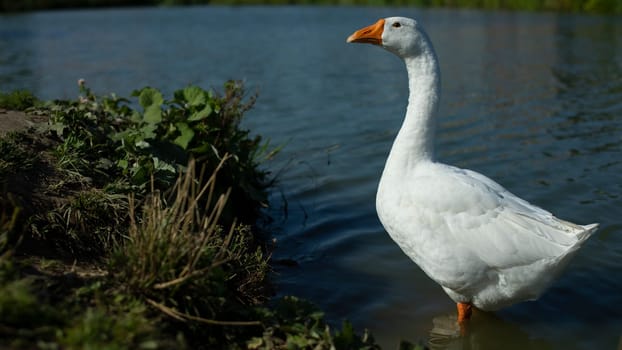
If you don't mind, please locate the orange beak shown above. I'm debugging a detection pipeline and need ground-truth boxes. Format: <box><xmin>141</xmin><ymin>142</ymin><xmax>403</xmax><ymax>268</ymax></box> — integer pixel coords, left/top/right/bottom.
<box><xmin>347</xmin><ymin>19</ymin><xmax>385</xmax><ymax>45</ymax></box>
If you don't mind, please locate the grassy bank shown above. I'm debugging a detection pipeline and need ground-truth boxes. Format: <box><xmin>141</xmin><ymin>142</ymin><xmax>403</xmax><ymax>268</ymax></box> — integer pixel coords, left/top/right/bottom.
<box><xmin>0</xmin><ymin>86</ymin><xmax>383</xmax><ymax>349</ymax></box>
<box><xmin>1</xmin><ymin>0</ymin><xmax>621</xmax><ymax>13</ymax></box>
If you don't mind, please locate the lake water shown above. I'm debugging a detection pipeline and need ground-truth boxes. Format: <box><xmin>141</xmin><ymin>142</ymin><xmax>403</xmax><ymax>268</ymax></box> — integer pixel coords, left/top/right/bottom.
<box><xmin>2</xmin><ymin>5</ymin><xmax>622</xmax><ymax>349</ymax></box>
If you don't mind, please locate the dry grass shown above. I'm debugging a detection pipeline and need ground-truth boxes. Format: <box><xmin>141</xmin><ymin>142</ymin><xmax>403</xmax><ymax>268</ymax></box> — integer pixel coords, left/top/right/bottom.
<box><xmin>111</xmin><ymin>155</ymin><xmax>268</xmax><ymax>332</ymax></box>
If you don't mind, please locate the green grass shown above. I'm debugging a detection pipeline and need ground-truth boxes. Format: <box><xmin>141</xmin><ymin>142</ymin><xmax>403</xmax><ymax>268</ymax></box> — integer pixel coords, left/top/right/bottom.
<box><xmin>0</xmin><ymin>278</ymin><xmax>63</xmax><ymax>347</ymax></box>
<box><xmin>0</xmin><ymin>133</ymin><xmax>40</xmax><ymax>180</ymax></box>
<box><xmin>58</xmin><ymin>300</ymin><xmax>159</xmax><ymax>350</ymax></box>
<box><xmin>0</xmin><ymin>90</ymin><xmax>39</xmax><ymax>111</ymax></box>
<box><xmin>0</xmin><ymin>255</ymin><xmax>166</xmax><ymax>349</ymax></box>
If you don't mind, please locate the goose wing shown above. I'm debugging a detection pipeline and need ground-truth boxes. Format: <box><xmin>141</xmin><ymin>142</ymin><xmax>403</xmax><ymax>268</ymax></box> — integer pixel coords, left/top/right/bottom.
<box><xmin>410</xmin><ymin>164</ymin><xmax>597</xmax><ymax>270</ymax></box>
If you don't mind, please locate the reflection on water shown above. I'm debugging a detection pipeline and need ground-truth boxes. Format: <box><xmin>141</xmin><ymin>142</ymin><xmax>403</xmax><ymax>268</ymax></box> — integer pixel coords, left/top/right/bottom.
<box><xmin>429</xmin><ymin>314</ymin><xmax>462</xmax><ymax>346</ymax></box>
<box><xmin>429</xmin><ymin>312</ymin><xmax>552</xmax><ymax>350</ymax></box>
<box><xmin>1</xmin><ymin>6</ymin><xmax>621</xmax><ymax>349</ymax></box>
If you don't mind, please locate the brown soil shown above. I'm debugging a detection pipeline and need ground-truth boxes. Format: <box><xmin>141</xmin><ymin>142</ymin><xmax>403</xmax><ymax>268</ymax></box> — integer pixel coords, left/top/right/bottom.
<box><xmin>1</xmin><ymin>109</ymin><xmax>111</xmax><ymax>293</ymax></box>
<box><xmin>0</xmin><ymin>108</ymin><xmax>48</xmax><ymax>135</ymax></box>
<box><xmin>0</xmin><ymin>109</ymin><xmax>100</xmax><ymax>261</ymax></box>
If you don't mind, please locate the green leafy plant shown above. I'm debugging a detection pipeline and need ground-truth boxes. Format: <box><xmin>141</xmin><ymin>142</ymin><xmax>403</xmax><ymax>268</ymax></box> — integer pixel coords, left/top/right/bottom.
<box><xmin>46</xmin><ymin>81</ymin><xmax>273</xmax><ymax>224</ymax></box>
<box><xmin>10</xmin><ymin>81</ymin><xmax>275</xmax><ymax>260</ymax></box>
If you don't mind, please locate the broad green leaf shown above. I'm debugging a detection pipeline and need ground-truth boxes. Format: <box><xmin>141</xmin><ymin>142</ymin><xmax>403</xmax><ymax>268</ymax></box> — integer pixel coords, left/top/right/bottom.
<box><xmin>130</xmin><ymin>165</ymin><xmax>149</xmax><ymax>186</ymax></box>
<box><xmin>135</xmin><ymin>140</ymin><xmax>150</xmax><ymax>149</ymax></box>
<box><xmin>183</xmin><ymin>86</ymin><xmax>206</xmax><ymax>106</ymax></box>
<box><xmin>173</xmin><ymin>122</ymin><xmax>195</xmax><ymax>150</ymax></box>
<box><xmin>140</xmin><ymin>124</ymin><xmax>158</xmax><ymax>139</ymax></box>
<box><xmin>188</xmin><ymin>104</ymin><xmax>212</xmax><ymax>121</ymax></box>
<box><xmin>130</xmin><ymin>110</ymin><xmax>142</xmax><ymax>123</ymax></box>
<box><xmin>189</xmin><ymin>142</ymin><xmax>211</xmax><ymax>154</ymax></box>
<box><xmin>117</xmin><ymin>159</ymin><xmax>128</xmax><ymax>170</ymax></box>
<box><xmin>49</xmin><ymin>122</ymin><xmax>66</xmax><ymax>136</ymax></box>
<box><xmin>109</xmin><ymin>129</ymin><xmax>129</xmax><ymax>142</ymax></box>
<box><xmin>138</xmin><ymin>87</ymin><xmax>163</xmax><ymax>109</ymax></box>
<box><xmin>143</xmin><ymin>105</ymin><xmax>162</xmax><ymax>124</ymax></box>
<box><xmin>153</xmin><ymin>157</ymin><xmax>176</xmax><ymax>173</ymax></box>
<box><xmin>167</xmin><ymin>123</ymin><xmax>176</xmax><ymax>134</ymax></box>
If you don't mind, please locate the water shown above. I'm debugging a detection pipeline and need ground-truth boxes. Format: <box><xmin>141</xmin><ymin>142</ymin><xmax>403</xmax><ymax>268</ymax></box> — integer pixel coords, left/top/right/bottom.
<box><xmin>2</xmin><ymin>6</ymin><xmax>622</xmax><ymax>349</ymax></box>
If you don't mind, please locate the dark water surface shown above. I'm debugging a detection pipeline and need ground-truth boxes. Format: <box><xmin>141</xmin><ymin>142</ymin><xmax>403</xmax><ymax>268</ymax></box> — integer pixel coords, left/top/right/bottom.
<box><xmin>2</xmin><ymin>6</ymin><xmax>622</xmax><ymax>349</ymax></box>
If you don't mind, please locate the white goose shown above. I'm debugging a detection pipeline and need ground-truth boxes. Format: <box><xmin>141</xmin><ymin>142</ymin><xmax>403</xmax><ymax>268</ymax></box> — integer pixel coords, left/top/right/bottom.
<box><xmin>347</xmin><ymin>17</ymin><xmax>598</xmax><ymax>323</ymax></box>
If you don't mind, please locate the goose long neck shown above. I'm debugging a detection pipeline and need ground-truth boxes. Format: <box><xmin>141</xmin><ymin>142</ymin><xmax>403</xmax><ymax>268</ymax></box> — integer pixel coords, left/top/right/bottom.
<box><xmin>388</xmin><ymin>48</ymin><xmax>440</xmax><ymax>169</ymax></box>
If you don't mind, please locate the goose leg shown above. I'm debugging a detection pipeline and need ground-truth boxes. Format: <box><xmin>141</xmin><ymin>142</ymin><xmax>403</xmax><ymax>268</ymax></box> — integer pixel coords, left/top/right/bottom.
<box><xmin>457</xmin><ymin>302</ymin><xmax>472</xmax><ymax>323</ymax></box>
<box><xmin>457</xmin><ymin>302</ymin><xmax>472</xmax><ymax>336</ymax></box>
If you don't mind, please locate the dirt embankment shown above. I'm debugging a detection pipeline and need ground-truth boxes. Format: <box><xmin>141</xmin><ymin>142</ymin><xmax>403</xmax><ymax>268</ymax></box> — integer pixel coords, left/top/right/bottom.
<box><xmin>0</xmin><ymin>109</ymin><xmax>47</xmax><ymax>135</ymax></box>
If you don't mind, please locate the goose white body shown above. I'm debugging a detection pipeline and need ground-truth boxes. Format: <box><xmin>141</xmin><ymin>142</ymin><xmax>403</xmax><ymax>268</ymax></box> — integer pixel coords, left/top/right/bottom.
<box><xmin>348</xmin><ymin>17</ymin><xmax>598</xmax><ymax>311</ymax></box>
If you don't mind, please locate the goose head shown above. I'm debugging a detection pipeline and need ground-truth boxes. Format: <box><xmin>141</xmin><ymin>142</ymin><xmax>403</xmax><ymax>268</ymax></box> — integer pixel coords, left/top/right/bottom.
<box><xmin>347</xmin><ymin>17</ymin><xmax>430</xmax><ymax>59</ymax></box>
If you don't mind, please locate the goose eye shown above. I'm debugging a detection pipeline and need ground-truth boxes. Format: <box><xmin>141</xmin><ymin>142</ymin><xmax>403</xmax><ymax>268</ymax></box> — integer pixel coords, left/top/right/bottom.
<box><xmin>392</xmin><ymin>22</ymin><xmax>401</xmax><ymax>28</ymax></box>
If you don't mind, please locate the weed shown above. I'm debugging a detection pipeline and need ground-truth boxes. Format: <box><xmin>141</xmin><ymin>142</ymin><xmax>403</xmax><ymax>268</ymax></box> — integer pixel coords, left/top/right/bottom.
<box><xmin>0</xmin><ymin>90</ymin><xmax>38</xmax><ymax>110</ymax></box>
<box><xmin>29</xmin><ymin>188</ymin><xmax>129</xmax><ymax>258</ymax></box>
<box><xmin>3</xmin><ymin>81</ymin><xmax>275</xmax><ymax>261</ymax></box>
<box><xmin>0</xmin><ymin>277</ymin><xmax>60</xmax><ymax>327</ymax></box>
<box><xmin>0</xmin><ymin>132</ymin><xmax>40</xmax><ymax>180</ymax></box>
<box><xmin>249</xmin><ymin>296</ymin><xmax>380</xmax><ymax>350</ymax></box>
<box><xmin>110</xmin><ymin>157</ymin><xmax>269</xmax><ymax>345</ymax></box>
<box><xmin>0</xmin><ymin>197</ymin><xmax>20</xmax><ymax>254</ymax></box>
<box><xmin>0</xmin><ymin>85</ymin><xmax>380</xmax><ymax>349</ymax></box>
<box><xmin>0</xmin><ymin>247</ymin><xmax>65</xmax><ymax>348</ymax></box>
<box><xmin>58</xmin><ymin>300</ymin><xmax>158</xmax><ymax>350</ymax></box>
